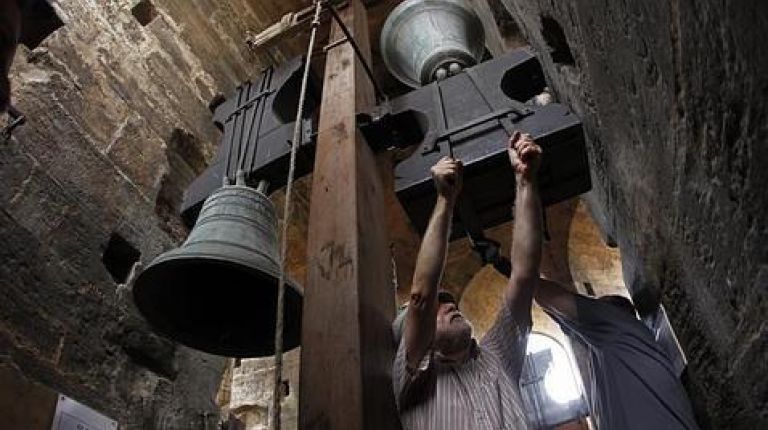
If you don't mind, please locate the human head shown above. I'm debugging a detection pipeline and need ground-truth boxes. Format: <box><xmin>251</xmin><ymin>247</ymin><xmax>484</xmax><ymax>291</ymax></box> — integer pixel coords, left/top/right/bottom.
<box><xmin>392</xmin><ymin>290</ymin><xmax>474</xmax><ymax>355</ymax></box>
<box><xmin>598</xmin><ymin>294</ymin><xmax>636</xmax><ymax>317</ymax></box>
<box><xmin>433</xmin><ymin>290</ymin><xmax>473</xmax><ymax>355</ymax></box>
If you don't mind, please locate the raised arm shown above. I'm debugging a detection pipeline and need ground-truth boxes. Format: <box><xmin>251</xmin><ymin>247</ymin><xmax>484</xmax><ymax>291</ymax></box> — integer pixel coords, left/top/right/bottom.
<box><xmin>506</xmin><ymin>132</ymin><xmax>543</xmax><ymax>323</ymax></box>
<box><xmin>403</xmin><ymin>157</ymin><xmax>462</xmax><ymax>369</ymax></box>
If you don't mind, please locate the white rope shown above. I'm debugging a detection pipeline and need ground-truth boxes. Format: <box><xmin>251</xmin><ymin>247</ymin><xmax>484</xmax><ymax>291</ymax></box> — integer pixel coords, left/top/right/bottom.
<box><xmin>270</xmin><ymin>1</ymin><xmax>324</xmax><ymax>429</ymax></box>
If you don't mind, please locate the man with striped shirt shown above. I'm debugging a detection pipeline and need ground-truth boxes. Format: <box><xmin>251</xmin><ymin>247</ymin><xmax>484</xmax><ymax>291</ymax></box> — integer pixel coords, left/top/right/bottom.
<box><xmin>392</xmin><ymin>131</ymin><xmax>542</xmax><ymax>429</ymax></box>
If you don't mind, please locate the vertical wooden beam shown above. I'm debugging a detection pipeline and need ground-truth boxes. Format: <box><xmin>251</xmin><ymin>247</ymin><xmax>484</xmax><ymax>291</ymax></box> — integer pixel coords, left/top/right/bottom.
<box><xmin>0</xmin><ymin>365</ymin><xmax>58</xmax><ymax>429</ymax></box>
<box><xmin>300</xmin><ymin>1</ymin><xmax>400</xmax><ymax>429</ymax></box>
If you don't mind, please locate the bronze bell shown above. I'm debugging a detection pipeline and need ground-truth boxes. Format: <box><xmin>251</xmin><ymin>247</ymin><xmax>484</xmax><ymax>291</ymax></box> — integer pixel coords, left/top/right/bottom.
<box><xmin>380</xmin><ymin>0</ymin><xmax>486</xmax><ymax>87</ymax></box>
<box><xmin>133</xmin><ymin>182</ymin><xmax>303</xmax><ymax>358</ymax></box>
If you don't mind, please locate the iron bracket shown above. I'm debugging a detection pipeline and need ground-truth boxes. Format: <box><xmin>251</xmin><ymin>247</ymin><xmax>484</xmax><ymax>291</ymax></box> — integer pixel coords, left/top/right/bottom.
<box><xmin>423</xmin><ymin>105</ymin><xmax>533</xmax><ymax>154</ymax></box>
<box><xmin>1</xmin><ymin>106</ymin><xmax>26</xmax><ymax>144</ymax></box>
<box><xmin>226</xmin><ymin>89</ymin><xmax>275</xmax><ymax>119</ymax></box>
<box><xmin>357</xmin><ymin>48</ymin><xmax>592</xmax><ymax>240</ymax></box>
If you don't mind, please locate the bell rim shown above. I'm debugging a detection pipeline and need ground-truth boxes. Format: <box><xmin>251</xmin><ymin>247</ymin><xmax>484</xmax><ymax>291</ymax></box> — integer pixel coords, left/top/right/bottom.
<box><xmin>133</xmin><ymin>252</ymin><xmax>303</xmax><ymax>358</ymax></box>
<box><xmin>135</xmin><ymin>248</ymin><xmax>304</xmax><ymax>294</ymax></box>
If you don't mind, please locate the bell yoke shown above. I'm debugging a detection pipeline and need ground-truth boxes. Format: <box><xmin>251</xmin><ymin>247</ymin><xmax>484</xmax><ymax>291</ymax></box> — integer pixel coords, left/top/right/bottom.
<box><xmin>132</xmin><ymin>0</ymin><xmax>590</xmax><ymax>359</ymax></box>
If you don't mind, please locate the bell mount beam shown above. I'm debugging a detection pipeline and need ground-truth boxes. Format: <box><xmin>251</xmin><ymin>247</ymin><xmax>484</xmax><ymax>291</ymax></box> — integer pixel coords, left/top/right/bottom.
<box><xmin>299</xmin><ymin>1</ymin><xmax>400</xmax><ymax>429</ymax></box>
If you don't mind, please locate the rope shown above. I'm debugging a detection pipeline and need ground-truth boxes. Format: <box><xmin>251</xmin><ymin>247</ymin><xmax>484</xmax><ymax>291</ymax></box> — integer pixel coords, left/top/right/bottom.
<box><xmin>270</xmin><ymin>1</ymin><xmax>323</xmax><ymax>429</ymax></box>
<box><xmin>390</xmin><ymin>243</ymin><xmax>399</xmax><ymax>312</ymax></box>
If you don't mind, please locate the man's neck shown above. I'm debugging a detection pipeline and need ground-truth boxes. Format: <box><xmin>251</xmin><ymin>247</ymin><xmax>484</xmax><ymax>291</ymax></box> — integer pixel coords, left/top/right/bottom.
<box><xmin>436</xmin><ymin>340</ymin><xmax>476</xmax><ymax>365</ymax></box>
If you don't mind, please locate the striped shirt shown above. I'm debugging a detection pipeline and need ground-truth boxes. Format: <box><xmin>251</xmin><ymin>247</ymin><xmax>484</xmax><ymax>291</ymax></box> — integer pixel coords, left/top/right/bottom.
<box><xmin>393</xmin><ymin>299</ymin><xmax>531</xmax><ymax>430</ymax></box>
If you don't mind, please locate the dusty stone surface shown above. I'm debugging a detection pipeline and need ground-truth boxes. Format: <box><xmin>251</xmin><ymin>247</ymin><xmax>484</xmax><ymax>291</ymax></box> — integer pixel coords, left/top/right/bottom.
<box><xmin>0</xmin><ymin>0</ymin><xmax>308</xmax><ymax>427</ymax></box>
<box><xmin>224</xmin><ymin>349</ymin><xmax>301</xmax><ymax>430</ymax></box>
<box><xmin>499</xmin><ymin>0</ymin><xmax>768</xmax><ymax>427</ymax></box>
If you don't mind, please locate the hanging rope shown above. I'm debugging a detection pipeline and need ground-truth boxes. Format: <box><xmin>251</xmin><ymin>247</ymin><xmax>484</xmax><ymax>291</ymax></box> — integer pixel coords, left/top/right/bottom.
<box><xmin>271</xmin><ymin>1</ymin><xmax>323</xmax><ymax>429</ymax></box>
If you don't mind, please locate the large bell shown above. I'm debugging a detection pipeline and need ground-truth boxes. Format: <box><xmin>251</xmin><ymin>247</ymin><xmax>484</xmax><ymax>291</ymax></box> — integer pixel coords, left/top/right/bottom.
<box><xmin>133</xmin><ymin>183</ymin><xmax>303</xmax><ymax>358</ymax></box>
<box><xmin>380</xmin><ymin>0</ymin><xmax>486</xmax><ymax>88</ymax></box>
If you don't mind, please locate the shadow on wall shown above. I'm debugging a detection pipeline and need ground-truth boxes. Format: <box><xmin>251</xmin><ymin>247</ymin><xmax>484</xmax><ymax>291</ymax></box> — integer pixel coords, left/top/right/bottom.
<box><xmin>155</xmin><ymin>128</ymin><xmax>209</xmax><ymax>240</ymax></box>
<box><xmin>487</xmin><ymin>0</ymin><xmax>528</xmax><ymax>49</ymax></box>
<box><xmin>540</xmin><ymin>16</ymin><xmax>575</xmax><ymax>66</ymax></box>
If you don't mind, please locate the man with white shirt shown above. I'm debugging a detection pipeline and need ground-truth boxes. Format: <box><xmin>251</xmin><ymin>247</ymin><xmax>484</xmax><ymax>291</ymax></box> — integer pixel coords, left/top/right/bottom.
<box><xmin>392</xmin><ymin>131</ymin><xmax>543</xmax><ymax>430</ymax></box>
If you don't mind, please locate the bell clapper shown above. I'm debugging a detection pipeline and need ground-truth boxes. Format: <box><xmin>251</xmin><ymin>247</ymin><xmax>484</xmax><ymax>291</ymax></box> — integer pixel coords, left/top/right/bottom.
<box><xmin>448</xmin><ymin>62</ymin><xmax>462</xmax><ymax>76</ymax></box>
<box><xmin>435</xmin><ymin>67</ymin><xmax>448</xmax><ymax>81</ymax></box>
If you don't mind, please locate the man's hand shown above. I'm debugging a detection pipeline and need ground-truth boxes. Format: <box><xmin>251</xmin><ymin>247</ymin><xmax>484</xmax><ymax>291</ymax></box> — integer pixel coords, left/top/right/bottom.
<box><xmin>508</xmin><ymin>131</ymin><xmax>542</xmax><ymax>181</ymax></box>
<box><xmin>431</xmin><ymin>157</ymin><xmax>463</xmax><ymax>202</ymax></box>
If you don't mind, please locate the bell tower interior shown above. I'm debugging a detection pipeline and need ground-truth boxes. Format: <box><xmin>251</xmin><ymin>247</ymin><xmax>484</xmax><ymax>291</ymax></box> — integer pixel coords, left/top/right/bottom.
<box><xmin>0</xmin><ymin>0</ymin><xmax>766</xmax><ymax>429</ymax></box>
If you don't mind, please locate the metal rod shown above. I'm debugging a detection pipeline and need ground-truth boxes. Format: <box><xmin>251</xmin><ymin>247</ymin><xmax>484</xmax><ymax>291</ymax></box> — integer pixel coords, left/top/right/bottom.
<box><xmin>465</xmin><ymin>68</ymin><xmax>515</xmax><ymax>137</ymax></box>
<box><xmin>227</xmin><ymin>88</ymin><xmax>274</xmax><ymax>118</ymax></box>
<box><xmin>244</xmin><ymin>67</ymin><xmax>272</xmax><ymax>173</ymax></box>
<box><xmin>253</xmin><ymin>68</ymin><xmax>274</xmax><ymax>171</ymax></box>
<box><xmin>2</xmin><ymin>105</ymin><xmax>27</xmax><ymax>143</ymax></box>
<box><xmin>223</xmin><ymin>84</ymin><xmax>246</xmax><ymax>185</ymax></box>
<box><xmin>271</xmin><ymin>1</ymin><xmax>324</xmax><ymax>429</ymax></box>
<box><xmin>436</xmin><ymin>106</ymin><xmax>530</xmax><ymax>142</ymax></box>
<box><xmin>235</xmin><ymin>81</ymin><xmax>253</xmax><ymax>174</ymax></box>
<box><xmin>323</xmin><ymin>36</ymin><xmax>349</xmax><ymax>52</ymax></box>
<box><xmin>323</xmin><ymin>1</ymin><xmax>387</xmax><ymax>102</ymax></box>
<box><xmin>435</xmin><ymin>81</ymin><xmax>454</xmax><ymax>158</ymax></box>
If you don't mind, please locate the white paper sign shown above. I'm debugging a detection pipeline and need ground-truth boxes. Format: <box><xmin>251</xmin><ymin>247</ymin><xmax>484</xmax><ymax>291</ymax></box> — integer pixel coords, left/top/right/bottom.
<box><xmin>51</xmin><ymin>395</ymin><xmax>118</xmax><ymax>430</ymax></box>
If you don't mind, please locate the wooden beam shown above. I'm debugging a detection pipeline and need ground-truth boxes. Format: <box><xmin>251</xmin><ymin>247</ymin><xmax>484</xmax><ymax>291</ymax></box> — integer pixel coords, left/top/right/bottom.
<box><xmin>299</xmin><ymin>1</ymin><xmax>400</xmax><ymax>429</ymax></box>
<box><xmin>0</xmin><ymin>365</ymin><xmax>58</xmax><ymax>429</ymax></box>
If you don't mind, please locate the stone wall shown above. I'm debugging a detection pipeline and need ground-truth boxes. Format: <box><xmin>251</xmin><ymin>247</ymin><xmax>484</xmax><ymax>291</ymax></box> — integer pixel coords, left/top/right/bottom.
<box><xmin>3</xmin><ymin>0</ymin><xmax>766</xmax><ymax>427</ymax></box>
<box><xmin>221</xmin><ymin>350</ymin><xmax>301</xmax><ymax>430</ymax></box>
<box><xmin>498</xmin><ymin>0</ymin><xmax>768</xmax><ymax>427</ymax></box>
<box><xmin>0</xmin><ymin>0</ymin><xmax>301</xmax><ymax>427</ymax></box>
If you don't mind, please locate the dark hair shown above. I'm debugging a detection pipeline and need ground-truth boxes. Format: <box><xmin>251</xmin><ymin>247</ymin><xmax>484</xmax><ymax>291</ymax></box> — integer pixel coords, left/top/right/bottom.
<box><xmin>598</xmin><ymin>295</ymin><xmax>636</xmax><ymax>316</ymax></box>
<box><xmin>438</xmin><ymin>290</ymin><xmax>457</xmax><ymax>306</ymax></box>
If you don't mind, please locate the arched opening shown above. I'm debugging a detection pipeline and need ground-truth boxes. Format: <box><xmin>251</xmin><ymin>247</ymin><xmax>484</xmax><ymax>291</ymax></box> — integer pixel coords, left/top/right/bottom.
<box><xmin>521</xmin><ymin>332</ymin><xmax>589</xmax><ymax>429</ymax></box>
<box><xmin>540</xmin><ymin>16</ymin><xmax>575</xmax><ymax>66</ymax></box>
<box><xmin>155</xmin><ymin>128</ymin><xmax>207</xmax><ymax>239</ymax></box>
